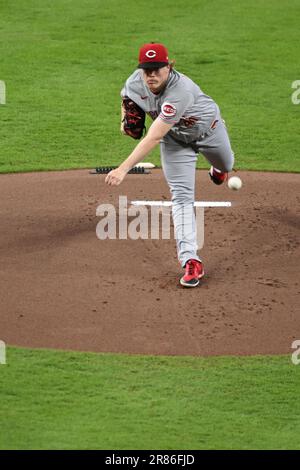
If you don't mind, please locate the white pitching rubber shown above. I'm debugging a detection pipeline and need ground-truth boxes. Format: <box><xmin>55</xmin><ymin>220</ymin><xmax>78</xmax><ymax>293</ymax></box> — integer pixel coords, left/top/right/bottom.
<box><xmin>131</xmin><ymin>201</ymin><xmax>232</xmax><ymax>207</ymax></box>
<box><xmin>134</xmin><ymin>162</ymin><xmax>156</xmax><ymax>169</ymax></box>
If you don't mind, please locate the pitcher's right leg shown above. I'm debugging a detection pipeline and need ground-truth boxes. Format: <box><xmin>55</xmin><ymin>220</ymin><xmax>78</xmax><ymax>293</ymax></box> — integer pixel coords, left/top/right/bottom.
<box><xmin>196</xmin><ymin>110</ymin><xmax>235</xmax><ymax>184</ymax></box>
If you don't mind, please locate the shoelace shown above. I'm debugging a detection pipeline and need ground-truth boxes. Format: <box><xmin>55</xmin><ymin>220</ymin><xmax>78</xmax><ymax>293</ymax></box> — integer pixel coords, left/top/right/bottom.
<box><xmin>187</xmin><ymin>261</ymin><xmax>196</xmax><ymax>276</ymax></box>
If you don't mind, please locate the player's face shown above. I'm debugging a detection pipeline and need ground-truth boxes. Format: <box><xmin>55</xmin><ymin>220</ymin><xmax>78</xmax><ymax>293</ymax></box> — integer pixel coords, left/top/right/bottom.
<box><xmin>142</xmin><ymin>65</ymin><xmax>170</xmax><ymax>93</ymax></box>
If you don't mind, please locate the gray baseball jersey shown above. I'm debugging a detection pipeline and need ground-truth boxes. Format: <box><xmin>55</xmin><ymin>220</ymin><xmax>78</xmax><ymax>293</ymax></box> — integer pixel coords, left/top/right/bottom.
<box><xmin>121</xmin><ymin>69</ymin><xmax>218</xmax><ymax>145</ymax></box>
<box><xmin>121</xmin><ymin>68</ymin><xmax>234</xmax><ymax>268</ymax></box>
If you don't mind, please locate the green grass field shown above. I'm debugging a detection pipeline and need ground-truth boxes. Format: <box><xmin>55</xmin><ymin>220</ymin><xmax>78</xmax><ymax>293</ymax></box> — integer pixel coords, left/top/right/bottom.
<box><xmin>0</xmin><ymin>0</ymin><xmax>299</xmax><ymax>450</ymax></box>
<box><xmin>0</xmin><ymin>347</ymin><xmax>299</xmax><ymax>450</ymax></box>
<box><xmin>0</xmin><ymin>0</ymin><xmax>299</xmax><ymax>173</ymax></box>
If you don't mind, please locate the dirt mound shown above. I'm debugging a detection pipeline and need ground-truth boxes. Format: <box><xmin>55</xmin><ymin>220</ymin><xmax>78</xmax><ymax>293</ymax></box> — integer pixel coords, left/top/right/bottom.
<box><xmin>0</xmin><ymin>169</ymin><xmax>299</xmax><ymax>356</ymax></box>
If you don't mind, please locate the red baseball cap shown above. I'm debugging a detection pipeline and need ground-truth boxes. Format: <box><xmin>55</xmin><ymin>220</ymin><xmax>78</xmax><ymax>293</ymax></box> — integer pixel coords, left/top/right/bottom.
<box><xmin>138</xmin><ymin>43</ymin><xmax>169</xmax><ymax>69</ymax></box>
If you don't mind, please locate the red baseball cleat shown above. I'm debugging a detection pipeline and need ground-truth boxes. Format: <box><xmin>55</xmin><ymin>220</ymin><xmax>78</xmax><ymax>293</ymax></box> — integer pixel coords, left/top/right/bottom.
<box><xmin>209</xmin><ymin>166</ymin><xmax>228</xmax><ymax>185</ymax></box>
<box><xmin>180</xmin><ymin>259</ymin><xmax>205</xmax><ymax>288</ymax></box>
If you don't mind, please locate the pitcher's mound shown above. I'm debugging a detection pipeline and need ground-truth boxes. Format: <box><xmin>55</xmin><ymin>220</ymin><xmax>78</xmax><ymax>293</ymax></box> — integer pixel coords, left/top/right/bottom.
<box><xmin>0</xmin><ymin>169</ymin><xmax>298</xmax><ymax>356</ymax></box>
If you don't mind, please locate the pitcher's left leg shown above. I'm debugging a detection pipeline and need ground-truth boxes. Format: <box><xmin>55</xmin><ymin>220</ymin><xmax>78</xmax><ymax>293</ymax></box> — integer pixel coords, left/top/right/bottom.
<box><xmin>160</xmin><ymin>136</ymin><xmax>201</xmax><ymax>269</ymax></box>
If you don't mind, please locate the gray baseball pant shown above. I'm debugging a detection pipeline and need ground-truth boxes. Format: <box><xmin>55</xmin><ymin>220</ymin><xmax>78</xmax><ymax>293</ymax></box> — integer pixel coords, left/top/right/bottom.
<box><xmin>160</xmin><ymin>106</ymin><xmax>234</xmax><ymax>267</ymax></box>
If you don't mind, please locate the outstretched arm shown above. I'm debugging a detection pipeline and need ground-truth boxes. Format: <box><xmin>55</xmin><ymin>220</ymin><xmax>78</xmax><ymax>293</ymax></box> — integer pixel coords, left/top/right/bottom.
<box><xmin>105</xmin><ymin>118</ymin><xmax>173</xmax><ymax>186</ymax></box>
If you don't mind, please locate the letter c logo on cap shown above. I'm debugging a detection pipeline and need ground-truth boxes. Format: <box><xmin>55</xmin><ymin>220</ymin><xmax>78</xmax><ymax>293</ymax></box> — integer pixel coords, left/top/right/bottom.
<box><xmin>145</xmin><ymin>50</ymin><xmax>156</xmax><ymax>58</ymax></box>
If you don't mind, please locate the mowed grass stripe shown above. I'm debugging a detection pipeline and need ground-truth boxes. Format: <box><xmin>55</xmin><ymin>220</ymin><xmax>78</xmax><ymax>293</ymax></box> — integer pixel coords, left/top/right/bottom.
<box><xmin>0</xmin><ymin>347</ymin><xmax>299</xmax><ymax>449</ymax></box>
<box><xmin>0</xmin><ymin>0</ymin><xmax>299</xmax><ymax>173</ymax></box>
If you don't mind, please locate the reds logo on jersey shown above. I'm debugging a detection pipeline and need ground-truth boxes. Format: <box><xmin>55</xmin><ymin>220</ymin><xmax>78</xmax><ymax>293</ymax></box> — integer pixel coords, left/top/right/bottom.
<box><xmin>161</xmin><ymin>102</ymin><xmax>177</xmax><ymax>118</ymax></box>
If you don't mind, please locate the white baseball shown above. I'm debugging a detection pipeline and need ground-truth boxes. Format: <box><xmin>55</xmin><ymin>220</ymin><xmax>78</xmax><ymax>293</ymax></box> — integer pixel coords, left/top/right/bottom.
<box><xmin>228</xmin><ymin>176</ymin><xmax>242</xmax><ymax>190</ymax></box>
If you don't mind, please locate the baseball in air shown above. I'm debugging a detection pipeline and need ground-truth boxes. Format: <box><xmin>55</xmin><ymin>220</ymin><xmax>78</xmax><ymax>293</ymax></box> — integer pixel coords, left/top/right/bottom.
<box><xmin>228</xmin><ymin>176</ymin><xmax>242</xmax><ymax>190</ymax></box>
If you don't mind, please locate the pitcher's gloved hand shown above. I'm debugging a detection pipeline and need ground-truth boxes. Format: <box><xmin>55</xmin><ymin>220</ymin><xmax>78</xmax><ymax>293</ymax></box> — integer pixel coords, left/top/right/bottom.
<box><xmin>121</xmin><ymin>97</ymin><xmax>146</xmax><ymax>140</ymax></box>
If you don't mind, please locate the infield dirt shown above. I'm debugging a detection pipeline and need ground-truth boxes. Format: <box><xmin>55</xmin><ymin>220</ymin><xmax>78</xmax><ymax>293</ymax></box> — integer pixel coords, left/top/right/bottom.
<box><xmin>0</xmin><ymin>169</ymin><xmax>299</xmax><ymax>356</ymax></box>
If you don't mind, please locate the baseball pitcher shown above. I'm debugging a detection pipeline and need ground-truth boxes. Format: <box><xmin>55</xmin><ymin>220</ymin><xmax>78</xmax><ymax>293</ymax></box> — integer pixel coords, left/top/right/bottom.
<box><xmin>105</xmin><ymin>43</ymin><xmax>234</xmax><ymax>287</ymax></box>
